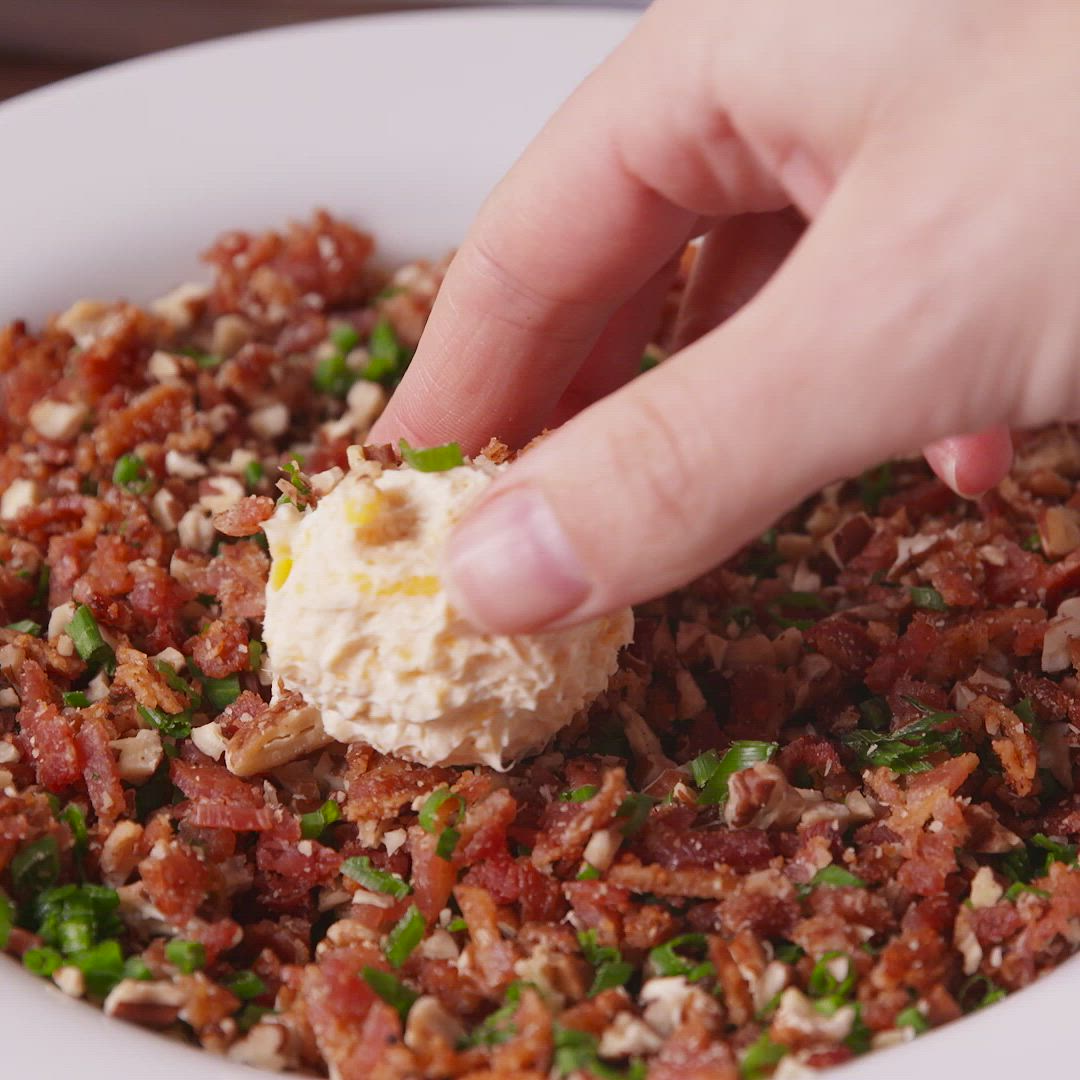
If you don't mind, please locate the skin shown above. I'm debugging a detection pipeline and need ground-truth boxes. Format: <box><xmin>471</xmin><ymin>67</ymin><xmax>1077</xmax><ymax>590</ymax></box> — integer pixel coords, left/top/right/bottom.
<box><xmin>371</xmin><ymin>0</ymin><xmax>1080</xmax><ymax>634</ymax></box>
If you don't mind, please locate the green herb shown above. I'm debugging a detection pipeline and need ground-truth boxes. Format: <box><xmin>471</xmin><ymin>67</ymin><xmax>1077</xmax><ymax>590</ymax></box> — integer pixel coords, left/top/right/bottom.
<box><xmin>909</xmin><ymin>586</ymin><xmax>948</xmax><ymax>612</ymax></box>
<box><xmin>281</xmin><ymin>459</ymin><xmax>310</xmax><ymax>496</ymax></box>
<box><xmin>202</xmin><ymin>673</ymin><xmax>241</xmax><ymax>710</ymax></box>
<box><xmin>418</xmin><ymin>789</ymin><xmax>465</xmax><ymax>834</ymax></box>
<box><xmin>648</xmin><ymin>933</ymin><xmax>714</xmax><ymax>982</ymax></box>
<box><xmin>561</xmin><ymin>784</ymin><xmax>599</xmax><ymax>803</ymax></box>
<box><xmin>774</xmin><ymin>941</ymin><xmax>805</xmax><ymax>965</ymax></box>
<box><xmin>180</xmin><ymin>348</ymin><xmax>223</xmax><ymax>369</ymax></box>
<box><xmin>640</xmin><ymin>352</ymin><xmax>660</xmax><ymax>373</ymax></box>
<box><xmin>33</xmin><ymin>884</ymin><xmax>122</xmax><ymax>954</ymax></box>
<box><xmin>578</xmin><ymin>930</ymin><xmax>633</xmax><ymax>997</ymax></box>
<box><xmin>724</xmin><ymin>605</ymin><xmax>755</xmax><ymax>630</ymax></box>
<box><xmin>341</xmin><ymin>856</ymin><xmax>411</xmax><ymax>900</ymax></box>
<box><xmin>112</xmin><ymin>453</ymin><xmax>151</xmax><ymax>493</ymax></box>
<box><xmin>5</xmin><ymin>619</ymin><xmax>41</xmax><ymax>636</ymax></box>
<box><xmin>807</xmin><ymin>951</ymin><xmax>856</xmax><ymax>998</ymax></box>
<box><xmin>165</xmin><ymin>938</ymin><xmax>206</xmax><ymax>974</ymax></box>
<box><xmin>300</xmin><ymin>798</ymin><xmax>341</xmax><ymax>840</ymax></box>
<box><xmin>858</xmin><ymin>462</ymin><xmax>893</xmax><ymax>513</ymax></box>
<box><xmin>362</xmin><ymin>966</ymin><xmax>419</xmax><ymax>1021</ymax></box>
<box><xmin>135</xmin><ymin>761</ymin><xmax>174</xmax><ymax>820</ymax></box>
<box><xmin>768</xmin><ymin>591</ymin><xmax>829</xmax><ymax>630</ymax></box>
<box><xmin>740</xmin><ymin>1031</ymin><xmax>787</xmax><ymax>1079</ymax></box>
<box><xmin>62</xmin><ymin>691</ymin><xmax>91</xmax><ymax>708</ymax></box>
<box><xmin>60</xmin><ymin>804</ymin><xmax>88</xmax><ymax>855</ymax></box>
<box><xmin>615</xmin><ymin>793</ymin><xmax>657</xmax><ymax>837</ymax></box>
<box><xmin>693</xmin><ymin>741</ymin><xmax>778</xmax><ymax>806</ymax></box>
<box><xmin>810</xmin><ymin>865</ymin><xmax>867</xmax><ymax>889</ymax></box>
<box><xmin>843</xmin><ymin>697</ymin><xmax>964</xmax><ymax>775</ymax></box>
<box><xmin>1004</xmin><ymin>882</ymin><xmax>1050</xmax><ymax>902</ymax></box>
<box><xmin>895</xmin><ymin>1005</ymin><xmax>929</xmax><ymax>1034</ymax></box>
<box><xmin>365</xmin><ymin>320</ymin><xmax>407</xmax><ymax>382</ymax></box>
<box><xmin>446</xmin><ymin>917</ymin><xmax>467</xmax><ymax>933</ymax></box>
<box><xmin>244</xmin><ymin>460</ymin><xmax>264</xmax><ymax>490</ymax></box>
<box><xmin>330</xmin><ymin>324</ymin><xmax>361</xmax><ymax>353</ymax></box>
<box><xmin>960</xmin><ymin>974</ymin><xmax>1006</xmax><ymax>1012</ymax></box>
<box><xmin>138</xmin><ymin>704</ymin><xmax>192</xmax><ymax>739</ymax></box>
<box><xmin>462</xmin><ymin>982</ymin><xmax>524</xmax><ymax>1047</ymax></box>
<box><xmin>0</xmin><ymin>890</ymin><xmax>14</xmax><ymax>948</ymax></box>
<box><xmin>68</xmin><ymin>605</ymin><xmax>116</xmax><ymax>674</ymax></box>
<box><xmin>552</xmin><ymin>1025</ymin><xmax>645</xmax><ymax>1080</ymax></box>
<box><xmin>385</xmin><ymin>905</ymin><xmax>425</xmax><ymax>969</ymax></box>
<box><xmin>1021</xmin><ymin>532</ymin><xmax>1042</xmax><ymax>553</ymax></box>
<box><xmin>153</xmin><ymin>660</ymin><xmax>200</xmax><ymax>703</ymax></box>
<box><xmin>33</xmin><ymin>564</ymin><xmax>50</xmax><ymax>607</ymax></box>
<box><xmin>237</xmin><ymin>1004</ymin><xmax>272</xmax><ymax>1032</ymax></box>
<box><xmin>1032</xmin><ymin>832</ymin><xmax>1078</xmax><ymax>871</ymax></box>
<box><xmin>1013</xmin><ymin>697</ymin><xmax>1036</xmax><ymax>725</ymax></box>
<box><xmin>436</xmin><ymin>827</ymin><xmax>460</xmax><ymax>861</ymax></box>
<box><xmin>745</xmin><ymin>528</ymin><xmax>783</xmax><ymax>577</ymax></box>
<box><xmin>576</xmin><ymin>863</ymin><xmax>602</xmax><ymax>881</ymax></box>
<box><xmin>23</xmin><ymin>946</ymin><xmax>63</xmax><ymax>977</ymax></box>
<box><xmin>248</xmin><ymin>639</ymin><xmax>264</xmax><ymax>671</ymax></box>
<box><xmin>399</xmin><ymin>439</ymin><xmax>465</xmax><ymax>473</ymax></box>
<box><xmin>71</xmin><ymin>939</ymin><xmax>126</xmax><ymax>996</ymax></box>
<box><xmin>11</xmin><ymin>835</ymin><xmax>60</xmax><ymax>899</ymax></box>
<box><xmin>313</xmin><ymin>351</ymin><xmax>356</xmax><ymax>397</ymax></box>
<box><xmin>123</xmin><ymin>955</ymin><xmax>153</xmax><ymax>981</ymax></box>
<box><xmin>225</xmin><ymin>970</ymin><xmax>266</xmax><ymax>1000</ymax></box>
<box><xmin>857</xmin><ymin>696</ymin><xmax>890</xmax><ymax>732</ymax></box>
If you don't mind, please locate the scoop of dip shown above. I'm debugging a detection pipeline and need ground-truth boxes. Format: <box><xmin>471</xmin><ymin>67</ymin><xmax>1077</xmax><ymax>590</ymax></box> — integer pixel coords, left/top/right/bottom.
<box><xmin>262</xmin><ymin>453</ymin><xmax>634</xmax><ymax>768</ymax></box>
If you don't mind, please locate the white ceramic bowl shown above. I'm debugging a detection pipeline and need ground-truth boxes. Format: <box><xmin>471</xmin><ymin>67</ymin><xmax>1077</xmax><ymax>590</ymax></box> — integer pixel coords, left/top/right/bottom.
<box><xmin>0</xmin><ymin>9</ymin><xmax>1074</xmax><ymax>1079</ymax></box>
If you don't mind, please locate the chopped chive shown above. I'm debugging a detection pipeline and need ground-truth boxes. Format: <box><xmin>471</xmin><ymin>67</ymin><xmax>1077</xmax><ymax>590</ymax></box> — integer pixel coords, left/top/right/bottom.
<box><xmin>202</xmin><ymin>674</ymin><xmax>241</xmax><ymax>710</ymax></box>
<box><xmin>560</xmin><ymin>784</ymin><xmax>599</xmax><ymax>804</ymax></box>
<box><xmin>330</xmin><ymin>325</ymin><xmax>361</xmax><ymax>354</ymax></box>
<box><xmin>59</xmin><ymin>914</ymin><xmax>95</xmax><ymax>954</ymax></box>
<box><xmin>810</xmin><ymin>865</ymin><xmax>867</xmax><ymax>889</ymax></box>
<box><xmin>1004</xmin><ymin>882</ymin><xmax>1050</xmax><ymax>902</ymax></box>
<box><xmin>895</xmin><ymin>1005</ymin><xmax>929</xmax><ymax>1034</ymax></box>
<box><xmin>5</xmin><ymin>619</ymin><xmax>41</xmax><ymax>636</ymax></box>
<box><xmin>858</xmin><ymin>462</ymin><xmax>893</xmax><ymax>512</ymax></box>
<box><xmin>435</xmin><ymin>827</ymin><xmax>460</xmax><ymax>861</ymax></box>
<box><xmin>909</xmin><ymin>585</ymin><xmax>948</xmax><ymax>612</ymax></box>
<box><xmin>165</xmin><ymin>938</ymin><xmax>206</xmax><ymax>974</ymax></box>
<box><xmin>578</xmin><ymin>931</ymin><xmax>633</xmax><ymax>997</ymax></box>
<box><xmin>362</xmin><ymin>966</ymin><xmax>419</xmax><ymax>1021</ymax></box>
<box><xmin>740</xmin><ymin>1031</ymin><xmax>788</xmax><ymax>1080</ymax></box>
<box><xmin>11</xmin><ymin>835</ymin><xmax>60</xmax><ymax>899</ymax></box>
<box><xmin>365</xmin><ymin>320</ymin><xmax>406</xmax><ymax>382</ymax></box>
<box><xmin>60</xmin><ymin>804</ymin><xmax>88</xmax><ymax>855</ymax></box>
<box><xmin>648</xmin><ymin>933</ymin><xmax>714</xmax><ymax>982</ymax></box>
<box><xmin>68</xmin><ymin>605</ymin><xmax>116</xmax><ymax>674</ymax></box>
<box><xmin>313</xmin><ymin>351</ymin><xmax>355</xmax><ymax>397</ymax></box>
<box><xmin>418</xmin><ymin>789</ymin><xmax>465</xmax><ymax>834</ymax></box>
<box><xmin>693</xmin><ymin>741</ymin><xmax>778</xmax><ymax>806</ymax></box>
<box><xmin>0</xmin><ymin>890</ymin><xmax>14</xmax><ymax>948</ymax></box>
<box><xmin>844</xmin><ymin>697</ymin><xmax>964</xmax><ymax>775</ymax></box>
<box><xmin>244</xmin><ymin>460</ymin><xmax>264</xmax><ymax>490</ymax></box>
<box><xmin>576</xmin><ymin>863</ymin><xmax>602</xmax><ymax>881</ymax></box>
<box><xmin>299</xmin><ymin>798</ymin><xmax>341</xmax><ymax>840</ymax></box>
<box><xmin>1021</xmin><ymin>532</ymin><xmax>1042</xmax><ymax>553</ymax></box>
<box><xmin>640</xmin><ymin>352</ymin><xmax>660</xmax><ymax>373</ymax></box>
<box><xmin>281</xmin><ymin>459</ymin><xmax>309</xmax><ymax>496</ymax></box>
<box><xmin>138</xmin><ymin>704</ymin><xmax>192</xmax><ymax>739</ymax></box>
<box><xmin>398</xmin><ymin>439</ymin><xmax>465</xmax><ymax>473</ymax></box>
<box><xmin>70</xmin><ymin>939</ymin><xmax>125</xmax><ymax>996</ymax></box>
<box><xmin>384</xmin><ymin>905</ymin><xmax>425</xmax><ymax>969</ymax></box>
<box><xmin>1031</xmin><ymin>833</ymin><xmax>1078</xmax><ymax>871</ymax></box>
<box><xmin>445</xmin><ymin>917</ymin><xmax>467</xmax><ymax>933</ymax></box>
<box><xmin>23</xmin><ymin>946</ymin><xmax>63</xmax><ymax>977</ymax></box>
<box><xmin>226</xmin><ymin>970</ymin><xmax>266</xmax><ymax>1000</ymax></box>
<box><xmin>807</xmin><ymin>951</ymin><xmax>856</xmax><ymax>999</ymax></box>
<box><xmin>341</xmin><ymin>856</ymin><xmax>411</xmax><ymax>900</ymax></box>
<box><xmin>237</xmin><ymin>1003</ymin><xmax>272</xmax><ymax>1032</ymax></box>
<box><xmin>112</xmin><ymin>453</ymin><xmax>152</xmax><ymax>494</ymax></box>
<box><xmin>123</xmin><ymin>955</ymin><xmax>153</xmax><ymax>981</ymax></box>
<box><xmin>153</xmin><ymin>660</ymin><xmax>200</xmax><ymax>703</ymax></box>
<box><xmin>774</xmin><ymin>941</ymin><xmax>805</xmax><ymax>965</ymax></box>
<box><xmin>62</xmin><ymin>691</ymin><xmax>91</xmax><ymax>708</ymax></box>
<box><xmin>615</xmin><ymin>793</ymin><xmax>658</xmax><ymax>837</ymax></box>
<box><xmin>960</xmin><ymin>973</ymin><xmax>1006</xmax><ymax>1012</ymax></box>
<box><xmin>248</xmin><ymin>639</ymin><xmax>264</xmax><ymax>672</ymax></box>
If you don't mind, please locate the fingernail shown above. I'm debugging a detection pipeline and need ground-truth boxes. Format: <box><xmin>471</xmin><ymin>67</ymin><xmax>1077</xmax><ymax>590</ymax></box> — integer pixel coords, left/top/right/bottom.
<box><xmin>938</xmin><ymin>450</ymin><xmax>986</xmax><ymax>500</ymax></box>
<box><xmin>445</xmin><ymin>485</ymin><xmax>590</xmax><ymax>633</ymax></box>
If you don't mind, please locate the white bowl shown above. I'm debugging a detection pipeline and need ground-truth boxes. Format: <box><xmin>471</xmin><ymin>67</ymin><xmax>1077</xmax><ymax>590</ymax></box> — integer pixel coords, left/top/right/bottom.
<box><xmin>0</xmin><ymin>9</ymin><xmax>1074</xmax><ymax>1079</ymax></box>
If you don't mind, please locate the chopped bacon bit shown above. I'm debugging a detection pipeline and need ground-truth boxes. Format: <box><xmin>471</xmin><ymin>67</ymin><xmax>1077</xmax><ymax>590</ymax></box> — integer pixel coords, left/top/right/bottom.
<box><xmin>212</xmin><ymin>495</ymin><xmax>275</xmax><ymax>537</ymax></box>
<box><xmin>139</xmin><ymin>841</ymin><xmax>211</xmax><ymax>925</ymax></box>
<box><xmin>188</xmin><ymin>618</ymin><xmax>251</xmax><ymax>678</ymax></box>
<box><xmin>76</xmin><ymin>715</ymin><xmax>125</xmax><ymax>823</ymax></box>
<box><xmin>16</xmin><ymin>660</ymin><xmax>82</xmax><ymax>791</ymax></box>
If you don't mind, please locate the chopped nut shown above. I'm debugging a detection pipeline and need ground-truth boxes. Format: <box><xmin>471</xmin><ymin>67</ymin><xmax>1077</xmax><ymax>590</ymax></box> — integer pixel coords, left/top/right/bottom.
<box><xmin>1042</xmin><ymin>597</ymin><xmax>1080</xmax><ymax>672</ymax></box>
<box><xmin>191</xmin><ymin>721</ymin><xmax>228</xmax><ymax>762</ymax></box>
<box><xmin>150</xmin><ymin>282</ymin><xmax>208</xmax><ymax>328</ymax></box>
<box><xmin>1</xmin><ymin>478</ymin><xmax>38</xmax><ymax>520</ymax></box>
<box><xmin>310</xmin><ymin>466</ymin><xmax>344</xmax><ymax>496</ymax></box>
<box><xmin>1039</xmin><ymin>505</ymin><xmax>1080</xmax><ymax>558</ymax></box>
<box><xmin>227</xmin><ymin>1023</ymin><xmax>295</xmax><ymax>1072</ymax></box>
<box><xmin>641</xmin><ymin>976</ymin><xmax>705</xmax><ymax>1037</ymax></box>
<box><xmin>29</xmin><ymin>400</ymin><xmax>88</xmax><ymax>442</ymax></box>
<box><xmin>582</xmin><ymin>828</ymin><xmax>621</xmax><ymax>872</ymax></box>
<box><xmin>199</xmin><ymin>475</ymin><xmax>246</xmax><ymax>515</ymax></box>
<box><xmin>178</xmin><ymin>506</ymin><xmax>216</xmax><ymax>552</ymax></box>
<box><xmin>403</xmin><ymin>996</ymin><xmax>465</xmax><ymax>1054</ymax></box>
<box><xmin>55</xmin><ymin>299</ymin><xmax>113</xmax><ymax>346</ymax></box>
<box><xmin>0</xmin><ymin>690</ymin><xmax>19</xmax><ymax>710</ymax></box>
<box><xmin>599</xmin><ymin>1013</ymin><xmax>663</xmax><ymax>1058</ymax></box>
<box><xmin>417</xmin><ymin>929</ymin><xmax>459</xmax><ymax>961</ymax></box>
<box><xmin>211</xmin><ymin>314</ymin><xmax>254</xmax><ymax>358</ymax></box>
<box><xmin>954</xmin><ymin>908</ymin><xmax>983</xmax><ymax>976</ymax></box>
<box><xmin>103</xmin><ymin>979</ymin><xmax>187</xmax><ymax>1027</ymax></box>
<box><xmin>110</xmin><ymin>729</ymin><xmax>163</xmax><ymax>785</ymax></box>
<box><xmin>969</xmin><ymin>865</ymin><xmax>1004</xmax><ymax>909</ymax></box>
<box><xmin>56</xmin><ymin>634</ymin><xmax>74</xmax><ymax>658</ymax></box>
<box><xmin>52</xmin><ymin>966</ymin><xmax>86</xmax><ymax>998</ymax></box>
<box><xmin>165</xmin><ymin>449</ymin><xmax>207</xmax><ymax>479</ymax></box>
<box><xmin>226</xmin><ymin>701</ymin><xmax>332</xmax><ymax>777</ymax></box>
<box><xmin>47</xmin><ymin>601</ymin><xmax>77</xmax><ymax>642</ymax></box>
<box><xmin>250</xmin><ymin>403</ymin><xmax>290</xmax><ymax>439</ymax></box>
<box><xmin>147</xmin><ymin>350</ymin><xmax>182</xmax><ymax>381</ymax></box>
<box><xmin>100</xmin><ymin>820</ymin><xmax>144</xmax><ymax>886</ymax></box>
<box><xmin>383</xmin><ymin>828</ymin><xmax>407</xmax><ymax>856</ymax></box>
<box><xmin>150</xmin><ymin>488</ymin><xmax>184</xmax><ymax>531</ymax></box>
<box><xmin>86</xmin><ymin>670</ymin><xmax>111</xmax><ymax>703</ymax></box>
<box><xmin>771</xmin><ymin>987</ymin><xmax>855</xmax><ymax>1047</ymax></box>
<box><xmin>346</xmin><ymin>379</ymin><xmax>387</xmax><ymax>431</ymax></box>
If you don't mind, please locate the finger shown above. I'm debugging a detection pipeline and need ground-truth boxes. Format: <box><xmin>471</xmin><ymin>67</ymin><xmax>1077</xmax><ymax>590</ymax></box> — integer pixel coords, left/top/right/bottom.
<box><xmin>371</xmin><ymin>3</ymin><xmax>786</xmax><ymax>452</ymax></box>
<box><xmin>673</xmin><ymin>209</ymin><xmax>805</xmax><ymax>351</ymax></box>
<box><xmin>547</xmin><ymin>255</ymin><xmax>683</xmax><ymax>428</ymax></box>
<box><xmin>923</xmin><ymin>427</ymin><xmax>1014</xmax><ymax>498</ymax></box>
<box><xmin>440</xmin><ymin>156</ymin><xmax>1023</xmax><ymax>633</ymax></box>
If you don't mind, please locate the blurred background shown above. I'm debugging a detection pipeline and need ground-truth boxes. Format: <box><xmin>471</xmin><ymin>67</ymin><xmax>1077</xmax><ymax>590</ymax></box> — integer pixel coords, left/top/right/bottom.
<box><xmin>0</xmin><ymin>0</ymin><xmax>645</xmax><ymax>101</ymax></box>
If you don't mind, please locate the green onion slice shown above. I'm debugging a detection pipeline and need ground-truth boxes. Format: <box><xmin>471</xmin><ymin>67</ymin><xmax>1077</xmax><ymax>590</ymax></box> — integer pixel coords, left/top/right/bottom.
<box><xmin>435</xmin><ymin>827</ymin><xmax>460</xmax><ymax>861</ymax></box>
<box><xmin>560</xmin><ymin>784</ymin><xmax>599</xmax><ymax>803</ymax></box>
<box><xmin>399</xmin><ymin>439</ymin><xmax>465</xmax><ymax>473</ymax></box>
<box><xmin>418</xmin><ymin>789</ymin><xmax>465</xmax><ymax>834</ymax></box>
<box><xmin>112</xmin><ymin>453</ymin><xmax>152</xmax><ymax>493</ymax></box>
<box><xmin>384</xmin><ymin>904</ymin><xmax>425</xmax><ymax>969</ymax></box>
<box><xmin>165</xmin><ymin>938</ymin><xmax>206</xmax><ymax>974</ymax></box>
<box><xmin>11</xmin><ymin>835</ymin><xmax>60</xmax><ymax>899</ymax></box>
<box><xmin>909</xmin><ymin>586</ymin><xmax>948</xmax><ymax>612</ymax></box>
<box><xmin>341</xmin><ymin>856</ymin><xmax>412</xmax><ymax>900</ymax></box>
<box><xmin>226</xmin><ymin>970</ymin><xmax>266</xmax><ymax>1000</ymax></box>
<box><xmin>615</xmin><ymin>793</ymin><xmax>657</xmax><ymax>837</ymax></box>
<box><xmin>0</xmin><ymin>890</ymin><xmax>14</xmax><ymax>949</ymax></box>
<box><xmin>62</xmin><ymin>691</ymin><xmax>91</xmax><ymax>709</ymax></box>
<box><xmin>693</xmin><ymin>741</ymin><xmax>778</xmax><ymax>806</ymax></box>
<box><xmin>810</xmin><ymin>865</ymin><xmax>867</xmax><ymax>889</ymax></box>
<box><xmin>895</xmin><ymin>1005</ymin><xmax>929</xmax><ymax>1034</ymax></box>
<box><xmin>740</xmin><ymin>1032</ymin><xmax>788</xmax><ymax>1080</ymax></box>
<box><xmin>807</xmin><ymin>951</ymin><xmax>856</xmax><ymax>999</ymax></box>
<box><xmin>648</xmin><ymin>933</ymin><xmax>714</xmax><ymax>982</ymax></box>
<box><xmin>24</xmin><ymin>946</ymin><xmax>63</xmax><ymax>977</ymax></box>
<box><xmin>299</xmin><ymin>798</ymin><xmax>341</xmax><ymax>840</ymax></box>
<box><xmin>138</xmin><ymin>704</ymin><xmax>192</xmax><ymax>739</ymax></box>
<box><xmin>362</xmin><ymin>966</ymin><xmax>419</xmax><ymax>1021</ymax></box>
<box><xmin>6</xmin><ymin>619</ymin><xmax>41</xmax><ymax>636</ymax></box>
<box><xmin>68</xmin><ymin>605</ymin><xmax>116</xmax><ymax>674</ymax></box>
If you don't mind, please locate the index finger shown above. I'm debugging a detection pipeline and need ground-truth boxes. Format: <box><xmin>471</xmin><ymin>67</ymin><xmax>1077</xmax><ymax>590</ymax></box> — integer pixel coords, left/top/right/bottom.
<box><xmin>370</xmin><ymin>1</ymin><xmax>785</xmax><ymax>452</ymax></box>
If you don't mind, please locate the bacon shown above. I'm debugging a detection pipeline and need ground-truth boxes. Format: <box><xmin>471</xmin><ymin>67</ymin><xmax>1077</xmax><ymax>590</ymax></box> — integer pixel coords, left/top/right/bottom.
<box><xmin>94</xmin><ymin>383</ymin><xmax>191</xmax><ymax>463</ymax></box>
<box><xmin>865</xmin><ymin>614</ymin><xmax>941</xmax><ymax>693</ymax></box>
<box><xmin>463</xmin><ymin>853</ymin><xmax>565</xmax><ymax>925</ymax></box>
<box><xmin>188</xmin><ymin>618</ymin><xmax>251</xmax><ymax>678</ymax></box>
<box><xmin>637</xmin><ymin>809</ymin><xmax>773</xmax><ymax>873</ymax></box>
<box><xmin>804</xmin><ymin>616</ymin><xmax>876</xmax><ymax>676</ymax></box>
<box><xmin>456</xmin><ymin>884</ymin><xmax>519</xmax><ymax>995</ymax></box>
<box><xmin>189</xmin><ymin>540</ymin><xmax>269</xmax><ymax>620</ymax></box>
<box><xmin>345</xmin><ymin>753</ymin><xmax>452</xmax><ymax>823</ymax></box>
<box><xmin>139</xmin><ymin>841</ymin><xmax>211</xmax><ymax>924</ymax></box>
<box><xmin>408</xmin><ymin>827</ymin><xmax>457</xmax><ymax>924</ymax></box>
<box><xmin>76</xmin><ymin>715</ymin><xmax>125</xmax><ymax>822</ymax></box>
<box><xmin>212</xmin><ymin>495</ymin><xmax>275</xmax><ymax>538</ymax></box>
<box><xmin>16</xmin><ymin>661</ymin><xmax>81</xmax><ymax>791</ymax></box>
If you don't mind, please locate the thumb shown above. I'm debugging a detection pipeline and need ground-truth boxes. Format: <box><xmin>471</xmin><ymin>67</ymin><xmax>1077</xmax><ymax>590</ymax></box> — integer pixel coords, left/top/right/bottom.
<box><xmin>442</xmin><ymin>163</ymin><xmax>1029</xmax><ymax>633</ymax></box>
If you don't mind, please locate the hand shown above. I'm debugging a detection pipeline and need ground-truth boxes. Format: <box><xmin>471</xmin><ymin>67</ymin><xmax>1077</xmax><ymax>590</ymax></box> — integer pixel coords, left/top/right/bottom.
<box><xmin>372</xmin><ymin>0</ymin><xmax>1080</xmax><ymax>633</ymax></box>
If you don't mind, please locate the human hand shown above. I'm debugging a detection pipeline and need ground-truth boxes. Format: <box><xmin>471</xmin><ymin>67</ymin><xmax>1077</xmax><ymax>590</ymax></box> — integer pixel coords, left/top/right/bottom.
<box><xmin>371</xmin><ymin>0</ymin><xmax>1080</xmax><ymax>633</ymax></box>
